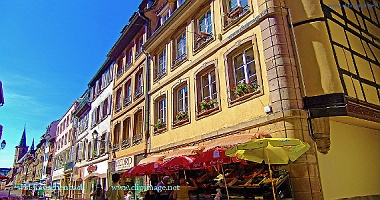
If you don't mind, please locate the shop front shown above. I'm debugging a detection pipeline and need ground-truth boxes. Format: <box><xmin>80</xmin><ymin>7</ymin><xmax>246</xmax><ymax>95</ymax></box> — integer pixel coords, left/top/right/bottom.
<box><xmin>71</xmin><ymin>167</ymin><xmax>83</xmax><ymax>199</ymax></box>
<box><xmin>123</xmin><ymin>134</ymin><xmax>308</xmax><ymax>199</ymax></box>
<box><xmin>115</xmin><ymin>154</ymin><xmax>146</xmax><ymax>199</ymax></box>
<box><xmin>83</xmin><ymin>161</ymin><xmax>108</xmax><ymax>199</ymax></box>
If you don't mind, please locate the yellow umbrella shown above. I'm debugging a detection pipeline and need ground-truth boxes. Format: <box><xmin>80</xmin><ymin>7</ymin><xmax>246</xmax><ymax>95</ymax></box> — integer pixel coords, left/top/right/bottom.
<box><xmin>225</xmin><ymin>138</ymin><xmax>310</xmax><ymax>164</ymax></box>
<box><xmin>225</xmin><ymin>138</ymin><xmax>310</xmax><ymax>199</ymax></box>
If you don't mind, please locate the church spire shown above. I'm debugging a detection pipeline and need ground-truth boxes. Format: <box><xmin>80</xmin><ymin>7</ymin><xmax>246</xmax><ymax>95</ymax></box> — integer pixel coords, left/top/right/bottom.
<box><xmin>19</xmin><ymin>125</ymin><xmax>27</xmax><ymax>147</ymax></box>
<box><xmin>30</xmin><ymin>138</ymin><xmax>34</xmax><ymax>151</ymax></box>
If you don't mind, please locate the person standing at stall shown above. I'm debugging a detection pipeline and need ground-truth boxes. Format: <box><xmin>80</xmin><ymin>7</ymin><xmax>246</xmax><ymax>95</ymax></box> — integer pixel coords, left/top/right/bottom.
<box><xmin>173</xmin><ymin>178</ymin><xmax>198</xmax><ymax>200</ymax></box>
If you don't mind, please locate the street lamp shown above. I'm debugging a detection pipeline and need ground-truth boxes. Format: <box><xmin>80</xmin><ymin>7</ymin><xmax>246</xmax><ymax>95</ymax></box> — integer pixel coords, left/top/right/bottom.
<box><xmin>92</xmin><ymin>130</ymin><xmax>99</xmax><ymax>140</ymax></box>
<box><xmin>0</xmin><ymin>140</ymin><xmax>6</xmax><ymax>150</ymax></box>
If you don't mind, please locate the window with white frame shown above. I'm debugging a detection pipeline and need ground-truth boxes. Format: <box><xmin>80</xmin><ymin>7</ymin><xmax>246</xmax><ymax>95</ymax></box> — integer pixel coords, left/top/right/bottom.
<box><xmin>201</xmin><ymin>69</ymin><xmax>217</xmax><ymax>101</ymax></box>
<box><xmin>157</xmin><ymin>97</ymin><xmax>166</xmax><ymax>123</ymax></box>
<box><xmin>155</xmin><ymin>48</ymin><xmax>166</xmax><ymax>79</ymax></box>
<box><xmin>177</xmin><ymin>85</ymin><xmax>188</xmax><ymax>113</ymax></box>
<box><xmin>174</xmin><ymin>32</ymin><xmax>186</xmax><ymax>64</ymax></box>
<box><xmin>225</xmin><ymin>41</ymin><xmax>261</xmax><ymax>103</ymax></box>
<box><xmin>233</xmin><ymin>46</ymin><xmax>256</xmax><ymax>85</ymax></box>
<box><xmin>195</xmin><ymin>10</ymin><xmax>213</xmax><ymax>48</ymax></box>
<box><xmin>195</xmin><ymin>64</ymin><xmax>220</xmax><ymax>116</ymax></box>
<box><xmin>173</xmin><ymin>84</ymin><xmax>189</xmax><ymax>124</ymax></box>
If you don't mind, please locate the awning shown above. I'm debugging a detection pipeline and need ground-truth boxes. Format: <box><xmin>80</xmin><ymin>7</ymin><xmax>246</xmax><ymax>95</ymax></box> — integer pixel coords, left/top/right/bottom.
<box><xmin>83</xmin><ymin>172</ymin><xmax>107</xmax><ymax>181</ymax></box>
<box><xmin>138</xmin><ymin>155</ymin><xmax>165</xmax><ymax>165</ymax></box>
<box><xmin>163</xmin><ymin>146</ymin><xmax>204</xmax><ymax>161</ymax></box>
<box><xmin>203</xmin><ymin>133</ymin><xmax>271</xmax><ymax>151</ymax></box>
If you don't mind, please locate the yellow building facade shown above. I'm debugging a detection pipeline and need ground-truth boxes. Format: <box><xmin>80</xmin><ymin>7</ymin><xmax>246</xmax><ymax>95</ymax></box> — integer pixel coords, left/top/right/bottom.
<box><xmin>109</xmin><ymin>13</ymin><xmax>148</xmax><ymax>180</ymax></box>
<box><xmin>109</xmin><ymin>0</ymin><xmax>379</xmax><ymax>199</ymax></box>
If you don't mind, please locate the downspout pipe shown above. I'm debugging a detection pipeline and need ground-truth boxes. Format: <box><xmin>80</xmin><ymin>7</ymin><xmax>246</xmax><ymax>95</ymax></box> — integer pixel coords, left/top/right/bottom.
<box><xmin>138</xmin><ymin>10</ymin><xmax>152</xmax><ymax>156</ymax></box>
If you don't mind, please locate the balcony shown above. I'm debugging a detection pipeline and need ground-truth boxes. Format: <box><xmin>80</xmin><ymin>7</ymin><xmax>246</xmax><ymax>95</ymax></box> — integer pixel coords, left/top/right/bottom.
<box><xmin>132</xmin><ymin>133</ymin><xmax>143</xmax><ymax>146</ymax></box>
<box><xmin>174</xmin><ymin>53</ymin><xmax>187</xmax><ymax>65</ymax></box>
<box><xmin>73</xmin><ymin>96</ymin><xmax>90</xmax><ymax>118</ymax></box>
<box><xmin>123</xmin><ymin>97</ymin><xmax>131</xmax><ymax>107</ymax></box>
<box><xmin>121</xmin><ymin>139</ymin><xmax>131</xmax><ymax>150</ymax></box>
<box><xmin>112</xmin><ymin>143</ymin><xmax>120</xmax><ymax>152</ymax></box>
<box><xmin>115</xmin><ymin>104</ymin><xmax>121</xmax><ymax>113</ymax></box>
<box><xmin>134</xmin><ymin>87</ymin><xmax>143</xmax><ymax>99</ymax></box>
<box><xmin>116</xmin><ymin>70</ymin><xmax>123</xmax><ymax>79</ymax></box>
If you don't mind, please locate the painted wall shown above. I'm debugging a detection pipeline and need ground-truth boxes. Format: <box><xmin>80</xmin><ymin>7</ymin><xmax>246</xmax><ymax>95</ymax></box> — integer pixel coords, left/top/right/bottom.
<box><xmin>147</xmin><ymin>0</ymin><xmax>271</xmax><ymax>149</ymax></box>
<box><xmin>317</xmin><ymin>120</ymin><xmax>380</xmax><ymax>199</ymax></box>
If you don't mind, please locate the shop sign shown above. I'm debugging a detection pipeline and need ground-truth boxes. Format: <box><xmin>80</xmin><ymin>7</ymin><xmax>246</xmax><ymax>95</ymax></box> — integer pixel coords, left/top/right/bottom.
<box><xmin>87</xmin><ymin>165</ymin><xmax>97</xmax><ymax>173</ymax></box>
<box><xmin>115</xmin><ymin>156</ymin><xmax>134</xmax><ymax>171</ymax></box>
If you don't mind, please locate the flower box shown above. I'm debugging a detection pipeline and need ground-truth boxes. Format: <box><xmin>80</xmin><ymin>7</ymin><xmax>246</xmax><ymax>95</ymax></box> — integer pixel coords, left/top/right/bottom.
<box><xmin>228</xmin><ymin>6</ymin><xmax>243</xmax><ymax>18</ymax></box>
<box><xmin>173</xmin><ymin>117</ymin><xmax>190</xmax><ymax>127</ymax></box>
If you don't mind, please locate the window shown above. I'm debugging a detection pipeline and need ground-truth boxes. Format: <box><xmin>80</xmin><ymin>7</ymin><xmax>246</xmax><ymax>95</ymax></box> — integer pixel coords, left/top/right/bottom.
<box><xmin>113</xmin><ymin>123</ymin><xmax>121</xmax><ymax>145</ymax></box>
<box><xmin>233</xmin><ymin>47</ymin><xmax>256</xmax><ymax>85</ymax></box>
<box><xmin>87</xmin><ymin>142</ymin><xmax>91</xmax><ymax>160</ymax></box>
<box><xmin>126</xmin><ymin>48</ymin><xmax>133</xmax><ymax>68</ymax></box>
<box><xmin>115</xmin><ymin>88</ymin><xmax>122</xmax><ymax>112</ymax></box>
<box><xmin>157</xmin><ymin>97</ymin><xmax>167</xmax><ymax>124</ymax></box>
<box><xmin>201</xmin><ymin>69</ymin><xmax>217</xmax><ymax>101</ymax></box>
<box><xmin>195</xmin><ymin>11</ymin><xmax>213</xmax><ymax>48</ymax></box>
<box><xmin>177</xmin><ymin>0</ymin><xmax>186</xmax><ymax>7</ymax></box>
<box><xmin>133</xmin><ymin>110</ymin><xmax>143</xmax><ymax>139</ymax></box>
<box><xmin>134</xmin><ymin>71</ymin><xmax>143</xmax><ymax>98</ymax></box>
<box><xmin>136</xmin><ymin>36</ymin><xmax>144</xmax><ymax>57</ymax></box>
<box><xmin>160</xmin><ymin>10</ymin><xmax>171</xmax><ymax>26</ymax></box>
<box><xmin>122</xmin><ymin>118</ymin><xmax>131</xmax><ymax>149</ymax></box>
<box><xmin>226</xmin><ymin>0</ymin><xmax>248</xmax><ymax>16</ymax></box>
<box><xmin>223</xmin><ymin>0</ymin><xmax>249</xmax><ymax>27</ymax></box>
<box><xmin>100</xmin><ymin>134</ymin><xmax>106</xmax><ymax>154</ymax></box>
<box><xmin>116</xmin><ymin>59</ymin><xmax>123</xmax><ymax>78</ymax></box>
<box><xmin>102</xmin><ymin>97</ymin><xmax>109</xmax><ymax>118</ymax></box>
<box><xmin>225</xmin><ymin>41</ymin><xmax>261</xmax><ymax>103</ymax></box>
<box><xmin>195</xmin><ymin>63</ymin><xmax>220</xmax><ymax>117</ymax></box>
<box><xmin>155</xmin><ymin>48</ymin><xmax>166</xmax><ymax>79</ymax></box>
<box><xmin>173</xmin><ymin>84</ymin><xmax>189</xmax><ymax>126</ymax></box>
<box><xmin>124</xmin><ymin>81</ymin><xmax>132</xmax><ymax>106</ymax></box>
<box><xmin>174</xmin><ymin>32</ymin><xmax>187</xmax><ymax>64</ymax></box>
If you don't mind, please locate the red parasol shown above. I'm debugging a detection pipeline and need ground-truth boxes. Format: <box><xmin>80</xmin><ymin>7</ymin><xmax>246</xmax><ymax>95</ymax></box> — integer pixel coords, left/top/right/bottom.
<box><xmin>161</xmin><ymin>156</ymin><xmax>195</xmax><ymax>171</ymax></box>
<box><xmin>122</xmin><ymin>161</ymin><xmax>163</xmax><ymax>179</ymax></box>
<box><xmin>191</xmin><ymin>148</ymin><xmax>234</xmax><ymax>169</ymax></box>
<box><xmin>0</xmin><ymin>175</ymin><xmax>9</xmax><ymax>179</ymax></box>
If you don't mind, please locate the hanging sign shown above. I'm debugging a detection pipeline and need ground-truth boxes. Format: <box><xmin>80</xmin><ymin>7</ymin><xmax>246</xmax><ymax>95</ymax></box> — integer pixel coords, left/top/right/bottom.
<box><xmin>87</xmin><ymin>165</ymin><xmax>97</xmax><ymax>173</ymax></box>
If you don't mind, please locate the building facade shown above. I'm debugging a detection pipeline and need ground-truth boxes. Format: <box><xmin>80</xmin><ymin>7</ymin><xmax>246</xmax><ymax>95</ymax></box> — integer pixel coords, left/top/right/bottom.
<box><xmin>108</xmin><ymin>12</ymin><xmax>148</xmax><ymax>189</ymax></box>
<box><xmin>52</xmin><ymin>101</ymin><xmax>78</xmax><ymax>198</ymax></box>
<box><xmin>80</xmin><ymin>58</ymin><xmax>114</xmax><ymax>199</ymax></box>
<box><xmin>41</xmin><ymin>120</ymin><xmax>58</xmax><ymax>186</ymax></box>
<box><xmin>136</xmin><ymin>0</ymin><xmax>379</xmax><ymax>199</ymax></box>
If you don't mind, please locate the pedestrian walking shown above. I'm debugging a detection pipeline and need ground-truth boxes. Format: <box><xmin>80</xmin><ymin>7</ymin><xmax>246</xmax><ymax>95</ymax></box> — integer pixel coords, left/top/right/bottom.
<box><xmin>90</xmin><ymin>184</ymin><xmax>106</xmax><ymax>200</ymax></box>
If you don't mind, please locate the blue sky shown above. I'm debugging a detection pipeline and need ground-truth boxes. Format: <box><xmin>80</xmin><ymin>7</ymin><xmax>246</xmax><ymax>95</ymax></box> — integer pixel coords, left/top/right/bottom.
<box><xmin>0</xmin><ymin>0</ymin><xmax>140</xmax><ymax>168</ymax></box>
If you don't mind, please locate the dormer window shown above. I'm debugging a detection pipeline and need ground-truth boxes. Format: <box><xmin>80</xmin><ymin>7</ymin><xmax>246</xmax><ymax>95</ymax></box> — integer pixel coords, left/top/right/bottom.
<box><xmin>161</xmin><ymin>10</ymin><xmax>170</xmax><ymax>25</ymax></box>
<box><xmin>157</xmin><ymin>4</ymin><xmax>171</xmax><ymax>26</ymax></box>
